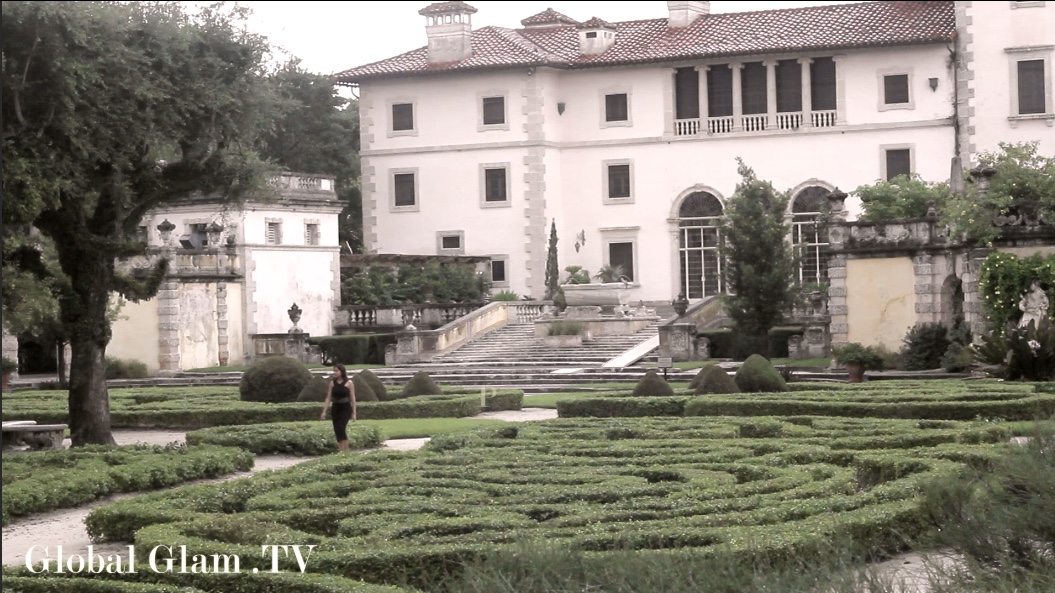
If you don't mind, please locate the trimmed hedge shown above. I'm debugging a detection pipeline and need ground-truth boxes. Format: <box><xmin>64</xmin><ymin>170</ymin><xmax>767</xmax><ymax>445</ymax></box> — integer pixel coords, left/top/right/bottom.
<box><xmin>2</xmin><ymin>444</ymin><xmax>252</xmax><ymax>525</ymax></box>
<box><xmin>692</xmin><ymin>365</ymin><xmax>740</xmax><ymax>395</ymax></box>
<box><xmin>2</xmin><ymin>386</ymin><xmax>523</xmax><ymax>429</ymax></box>
<box><xmin>240</xmin><ymin>357</ymin><xmax>313</xmax><ymax>403</ymax></box>
<box><xmin>735</xmin><ymin>355</ymin><xmax>788</xmax><ymax>392</ymax></box>
<box><xmin>186</xmin><ymin>422</ymin><xmax>384</xmax><ymax>455</ymax></box>
<box><xmin>632</xmin><ymin>370</ymin><xmax>675</xmax><ymax>397</ymax></box>
<box><xmin>402</xmin><ymin>371</ymin><xmax>443</xmax><ymax>398</ymax></box>
<box><xmin>357</xmin><ymin>369</ymin><xmax>388</xmax><ymax>401</ymax></box>
<box><xmin>557</xmin><ymin>395</ymin><xmax>690</xmax><ymax>418</ymax></box>
<box><xmin>82</xmin><ymin>415</ymin><xmax>1012</xmax><ymax>591</ymax></box>
<box><xmin>308</xmin><ymin>334</ymin><xmax>398</xmax><ymax>366</ymax></box>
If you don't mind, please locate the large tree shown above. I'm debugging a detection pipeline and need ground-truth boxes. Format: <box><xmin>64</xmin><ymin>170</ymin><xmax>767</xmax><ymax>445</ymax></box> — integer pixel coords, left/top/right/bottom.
<box><xmin>2</xmin><ymin>1</ymin><xmax>275</xmax><ymax>445</ymax></box>
<box><xmin>718</xmin><ymin>160</ymin><xmax>798</xmax><ymax>357</ymax></box>
<box><xmin>258</xmin><ymin>61</ymin><xmax>363</xmax><ymax>252</ymax></box>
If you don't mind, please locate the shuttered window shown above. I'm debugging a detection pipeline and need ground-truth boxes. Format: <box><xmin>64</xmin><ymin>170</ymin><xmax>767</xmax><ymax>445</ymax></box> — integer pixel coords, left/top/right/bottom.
<box><xmin>394</xmin><ymin>173</ymin><xmax>416</xmax><ymax>207</ymax></box>
<box><xmin>886</xmin><ymin>149</ymin><xmax>912</xmax><ymax>180</ymax></box>
<box><xmin>810</xmin><ymin>57</ymin><xmax>837</xmax><ymax>111</ymax></box>
<box><xmin>392</xmin><ymin>103</ymin><xmax>414</xmax><ymax>131</ymax></box>
<box><xmin>706</xmin><ymin>65</ymin><xmax>733</xmax><ymax>117</ymax></box>
<box><xmin>741</xmin><ymin>62</ymin><xmax>767</xmax><ymax>114</ymax></box>
<box><xmin>674</xmin><ymin>67</ymin><xmax>700</xmax><ymax>119</ymax></box>
<box><xmin>1018</xmin><ymin>60</ymin><xmax>1046</xmax><ymax>115</ymax></box>
<box><xmin>776</xmin><ymin>60</ymin><xmax>802</xmax><ymax>112</ymax></box>
<box><xmin>482</xmin><ymin>96</ymin><xmax>505</xmax><ymax>125</ymax></box>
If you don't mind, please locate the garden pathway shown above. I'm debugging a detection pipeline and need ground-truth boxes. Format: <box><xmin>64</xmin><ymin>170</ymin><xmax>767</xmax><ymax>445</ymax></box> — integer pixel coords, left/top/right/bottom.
<box><xmin>2</xmin><ymin>408</ymin><xmax>558</xmax><ymax>567</ymax></box>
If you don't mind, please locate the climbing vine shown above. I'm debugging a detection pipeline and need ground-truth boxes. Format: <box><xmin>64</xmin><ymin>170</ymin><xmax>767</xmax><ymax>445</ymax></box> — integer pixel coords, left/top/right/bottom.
<box><xmin>977</xmin><ymin>252</ymin><xmax>1055</xmax><ymax>330</ymax></box>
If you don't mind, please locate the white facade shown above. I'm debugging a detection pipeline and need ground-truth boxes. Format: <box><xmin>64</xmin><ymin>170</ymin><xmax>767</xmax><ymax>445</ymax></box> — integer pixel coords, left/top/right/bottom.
<box><xmin>108</xmin><ymin>174</ymin><xmax>343</xmax><ymax>371</ymax></box>
<box><xmin>345</xmin><ymin>1</ymin><xmax>1037</xmax><ymax>304</ymax></box>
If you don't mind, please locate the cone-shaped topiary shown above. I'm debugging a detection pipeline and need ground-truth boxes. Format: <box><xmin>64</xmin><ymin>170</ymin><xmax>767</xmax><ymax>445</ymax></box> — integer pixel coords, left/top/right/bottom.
<box><xmin>632</xmin><ymin>369</ymin><xmax>675</xmax><ymax>397</ymax></box>
<box><xmin>296</xmin><ymin>376</ymin><xmax>330</xmax><ymax>402</ymax></box>
<box><xmin>358</xmin><ymin>368</ymin><xmax>389</xmax><ymax>401</ymax></box>
<box><xmin>693</xmin><ymin>365</ymin><xmax>740</xmax><ymax>395</ymax></box>
<box><xmin>734</xmin><ymin>354</ymin><xmax>788</xmax><ymax>392</ymax></box>
<box><xmin>401</xmin><ymin>371</ymin><xmax>443</xmax><ymax>398</ymax></box>
<box><xmin>240</xmin><ymin>356</ymin><xmax>313</xmax><ymax>403</ymax></box>
<box><xmin>352</xmin><ymin>373</ymin><xmax>378</xmax><ymax>402</ymax></box>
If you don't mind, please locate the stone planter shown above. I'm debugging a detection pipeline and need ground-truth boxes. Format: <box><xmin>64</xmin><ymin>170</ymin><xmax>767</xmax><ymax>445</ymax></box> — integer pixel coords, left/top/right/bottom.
<box><xmin>845</xmin><ymin>362</ymin><xmax>866</xmax><ymax>383</ymax></box>
<box><xmin>542</xmin><ymin>334</ymin><xmax>582</xmax><ymax>347</ymax></box>
<box><xmin>562</xmin><ymin>283</ymin><xmax>631</xmax><ymax>307</ymax></box>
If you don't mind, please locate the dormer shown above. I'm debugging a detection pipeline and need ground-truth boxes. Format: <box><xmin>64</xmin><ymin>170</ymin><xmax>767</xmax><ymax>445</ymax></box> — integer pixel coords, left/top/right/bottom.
<box><xmin>419</xmin><ymin>1</ymin><xmax>477</xmax><ymax>64</ymax></box>
<box><xmin>667</xmin><ymin>1</ymin><xmax>710</xmax><ymax>28</ymax></box>
<box><xmin>578</xmin><ymin>17</ymin><xmax>616</xmax><ymax>56</ymax></box>
<box><xmin>521</xmin><ymin>8</ymin><xmax>579</xmax><ymax>28</ymax></box>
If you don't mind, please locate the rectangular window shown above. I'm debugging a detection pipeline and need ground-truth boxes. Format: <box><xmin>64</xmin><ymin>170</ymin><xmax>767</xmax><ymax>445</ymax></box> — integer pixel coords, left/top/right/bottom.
<box><xmin>392</xmin><ymin>103</ymin><xmax>414</xmax><ymax>131</ymax></box>
<box><xmin>441</xmin><ymin>236</ymin><xmax>461</xmax><ymax>250</ymax></box>
<box><xmin>305</xmin><ymin>223</ymin><xmax>320</xmax><ymax>246</ymax></box>
<box><xmin>776</xmin><ymin>60</ymin><xmax>802</xmax><ymax>112</ymax></box>
<box><xmin>484</xmin><ymin>167</ymin><xmax>507</xmax><ymax>202</ymax></box>
<box><xmin>608</xmin><ymin>242</ymin><xmax>635</xmax><ymax>282</ymax></box>
<box><xmin>482</xmin><ymin>96</ymin><xmax>505</xmax><ymax>125</ymax></box>
<box><xmin>266</xmin><ymin>222</ymin><xmax>282</xmax><ymax>245</ymax></box>
<box><xmin>706</xmin><ymin>65</ymin><xmax>733</xmax><ymax>117</ymax></box>
<box><xmin>741</xmin><ymin>62</ymin><xmax>767</xmax><ymax>114</ymax></box>
<box><xmin>811</xmin><ymin>57</ymin><xmax>837</xmax><ymax>111</ymax></box>
<box><xmin>607</xmin><ymin>164</ymin><xmax>631</xmax><ymax>199</ymax></box>
<box><xmin>490</xmin><ymin>259</ymin><xmax>506</xmax><ymax>283</ymax></box>
<box><xmin>883</xmin><ymin>74</ymin><xmax>910</xmax><ymax>105</ymax></box>
<box><xmin>605</xmin><ymin>93</ymin><xmax>629</xmax><ymax>122</ymax></box>
<box><xmin>674</xmin><ymin>67</ymin><xmax>700</xmax><ymax>119</ymax></box>
<box><xmin>394</xmin><ymin>173</ymin><xmax>416</xmax><ymax>207</ymax></box>
<box><xmin>885</xmin><ymin>148</ymin><xmax>912</xmax><ymax>180</ymax></box>
<box><xmin>1018</xmin><ymin>59</ymin><xmax>1046</xmax><ymax>114</ymax></box>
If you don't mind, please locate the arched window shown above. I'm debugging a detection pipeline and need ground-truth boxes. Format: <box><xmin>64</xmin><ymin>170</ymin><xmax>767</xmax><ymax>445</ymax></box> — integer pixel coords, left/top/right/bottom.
<box><xmin>791</xmin><ymin>186</ymin><xmax>830</xmax><ymax>285</ymax></box>
<box><xmin>678</xmin><ymin>192</ymin><xmax>723</xmax><ymax>298</ymax></box>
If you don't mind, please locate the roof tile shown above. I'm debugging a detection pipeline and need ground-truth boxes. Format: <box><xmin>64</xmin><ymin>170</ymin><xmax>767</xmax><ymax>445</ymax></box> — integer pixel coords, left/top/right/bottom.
<box><xmin>338</xmin><ymin>1</ymin><xmax>955</xmax><ymax>82</ymax></box>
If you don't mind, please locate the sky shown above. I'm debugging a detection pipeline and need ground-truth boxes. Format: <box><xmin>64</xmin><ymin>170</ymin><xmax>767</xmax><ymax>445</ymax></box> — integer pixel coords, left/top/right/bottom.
<box><xmin>231</xmin><ymin>1</ymin><xmax>857</xmax><ymax>76</ymax></box>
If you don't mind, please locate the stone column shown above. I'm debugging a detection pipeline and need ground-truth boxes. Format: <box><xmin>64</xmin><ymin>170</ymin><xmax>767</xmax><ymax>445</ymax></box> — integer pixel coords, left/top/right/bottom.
<box><xmin>731</xmin><ymin>63</ymin><xmax>743</xmax><ymax>131</ymax></box>
<box><xmin>827</xmin><ymin>253</ymin><xmax>849</xmax><ymax>347</ymax></box>
<box><xmin>216</xmin><ymin>282</ymin><xmax>229</xmax><ymax>367</ymax></box>
<box><xmin>764</xmin><ymin>59</ymin><xmax>777</xmax><ymax>130</ymax></box>
<box><xmin>799</xmin><ymin>57</ymin><xmax>813</xmax><ymax>128</ymax></box>
<box><xmin>155</xmin><ymin>219</ymin><xmax>180</xmax><ymax>375</ymax></box>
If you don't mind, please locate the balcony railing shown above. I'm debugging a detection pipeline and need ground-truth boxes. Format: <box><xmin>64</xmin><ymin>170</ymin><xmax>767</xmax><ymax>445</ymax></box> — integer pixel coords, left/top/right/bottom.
<box><xmin>674</xmin><ymin>118</ymin><xmax>701</xmax><ymax>136</ymax></box>
<box><xmin>776</xmin><ymin>112</ymin><xmax>803</xmax><ymax>130</ymax></box>
<box><xmin>268</xmin><ymin>172</ymin><xmax>333</xmax><ymax>192</ymax></box>
<box><xmin>741</xmin><ymin>114</ymin><xmax>769</xmax><ymax>132</ymax></box>
<box><xmin>811</xmin><ymin>110</ymin><xmax>838</xmax><ymax>128</ymax></box>
<box><xmin>707</xmin><ymin>116</ymin><xmax>735</xmax><ymax>134</ymax></box>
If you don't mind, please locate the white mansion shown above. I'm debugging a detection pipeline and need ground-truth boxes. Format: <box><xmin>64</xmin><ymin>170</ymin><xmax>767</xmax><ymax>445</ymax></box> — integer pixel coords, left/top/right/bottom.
<box><xmin>336</xmin><ymin>1</ymin><xmax>1054</xmax><ymax>303</ymax></box>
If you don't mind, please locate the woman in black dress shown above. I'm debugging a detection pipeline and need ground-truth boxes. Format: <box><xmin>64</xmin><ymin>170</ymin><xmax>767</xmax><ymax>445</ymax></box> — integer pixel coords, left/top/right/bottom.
<box><xmin>320</xmin><ymin>364</ymin><xmax>357</xmax><ymax>451</ymax></box>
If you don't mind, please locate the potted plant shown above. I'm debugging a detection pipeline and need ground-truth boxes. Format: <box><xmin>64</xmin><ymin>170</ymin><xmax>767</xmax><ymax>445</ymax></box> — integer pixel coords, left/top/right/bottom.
<box><xmin>2</xmin><ymin>357</ymin><xmax>18</xmax><ymax>392</ymax></box>
<box><xmin>833</xmin><ymin>343</ymin><xmax>882</xmax><ymax>383</ymax></box>
<box><xmin>594</xmin><ymin>264</ymin><xmax>628</xmax><ymax>284</ymax></box>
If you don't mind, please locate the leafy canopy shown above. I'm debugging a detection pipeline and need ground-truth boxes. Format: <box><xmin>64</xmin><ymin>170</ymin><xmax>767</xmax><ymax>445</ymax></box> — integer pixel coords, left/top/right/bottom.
<box><xmin>719</xmin><ymin>160</ymin><xmax>798</xmax><ymax>343</ymax></box>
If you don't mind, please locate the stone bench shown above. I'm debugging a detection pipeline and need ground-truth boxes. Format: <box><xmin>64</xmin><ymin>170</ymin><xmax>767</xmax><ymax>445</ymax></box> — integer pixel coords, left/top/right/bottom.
<box><xmin>2</xmin><ymin>423</ymin><xmax>68</xmax><ymax>450</ymax></box>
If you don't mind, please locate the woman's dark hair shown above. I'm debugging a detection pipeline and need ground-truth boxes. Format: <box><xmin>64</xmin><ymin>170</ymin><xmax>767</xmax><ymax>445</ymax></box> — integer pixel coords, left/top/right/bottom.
<box><xmin>334</xmin><ymin>364</ymin><xmax>348</xmax><ymax>381</ymax></box>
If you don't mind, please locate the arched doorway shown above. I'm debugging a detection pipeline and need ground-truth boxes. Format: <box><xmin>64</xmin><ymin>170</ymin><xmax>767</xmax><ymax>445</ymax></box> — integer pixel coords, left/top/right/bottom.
<box><xmin>790</xmin><ymin>186</ymin><xmax>831</xmax><ymax>285</ymax></box>
<box><xmin>678</xmin><ymin>191</ymin><xmax>724</xmax><ymax>298</ymax></box>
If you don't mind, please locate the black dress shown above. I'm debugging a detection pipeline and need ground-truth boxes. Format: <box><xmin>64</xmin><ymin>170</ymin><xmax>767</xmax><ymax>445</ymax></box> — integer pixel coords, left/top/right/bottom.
<box><xmin>331</xmin><ymin>378</ymin><xmax>353</xmax><ymax>441</ymax></box>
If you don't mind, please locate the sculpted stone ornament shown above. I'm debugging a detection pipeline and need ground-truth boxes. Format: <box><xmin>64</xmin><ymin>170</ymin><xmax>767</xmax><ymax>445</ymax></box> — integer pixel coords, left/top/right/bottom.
<box><xmin>287</xmin><ymin>303</ymin><xmax>303</xmax><ymax>330</ymax></box>
<box><xmin>1018</xmin><ymin>280</ymin><xmax>1050</xmax><ymax>328</ymax></box>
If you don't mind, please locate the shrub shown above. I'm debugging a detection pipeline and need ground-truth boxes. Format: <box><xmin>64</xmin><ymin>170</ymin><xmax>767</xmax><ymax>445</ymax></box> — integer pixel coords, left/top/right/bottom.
<box><xmin>490</xmin><ymin>290</ymin><xmax>520</xmax><ymax>301</ymax></box>
<box><xmin>239</xmin><ymin>357</ymin><xmax>313</xmax><ymax>403</ymax></box>
<box><xmin>105</xmin><ymin>357</ymin><xmax>149</xmax><ymax>379</ymax></box>
<box><xmin>2</xmin><ymin>357</ymin><xmax>18</xmax><ymax>374</ymax></box>
<box><xmin>546</xmin><ymin>321</ymin><xmax>584</xmax><ymax>336</ymax></box>
<box><xmin>902</xmin><ymin>323</ymin><xmax>951</xmax><ymax>370</ymax></box>
<box><xmin>693</xmin><ymin>365</ymin><xmax>740</xmax><ymax>395</ymax></box>
<box><xmin>357</xmin><ymin>368</ymin><xmax>389</xmax><ymax>401</ymax></box>
<box><xmin>974</xmin><ymin>319</ymin><xmax>1055</xmax><ymax>381</ymax></box>
<box><xmin>871</xmin><ymin>344</ymin><xmax>903</xmax><ymax>371</ymax></box>
<box><xmin>631</xmin><ymin>369</ymin><xmax>674</xmax><ymax>397</ymax></box>
<box><xmin>353</xmin><ymin>374</ymin><xmax>378</xmax><ymax>402</ymax></box>
<box><xmin>296</xmin><ymin>376</ymin><xmax>330</xmax><ymax>402</ymax></box>
<box><xmin>941</xmin><ymin>318</ymin><xmax>974</xmax><ymax>372</ymax></box>
<box><xmin>833</xmin><ymin>343</ymin><xmax>884</xmax><ymax>370</ymax></box>
<box><xmin>308</xmin><ymin>334</ymin><xmax>397</xmax><ymax>366</ymax></box>
<box><xmin>734</xmin><ymin>355</ymin><xmax>788</xmax><ymax>392</ymax></box>
<box><xmin>401</xmin><ymin>371</ymin><xmax>443</xmax><ymax>398</ymax></box>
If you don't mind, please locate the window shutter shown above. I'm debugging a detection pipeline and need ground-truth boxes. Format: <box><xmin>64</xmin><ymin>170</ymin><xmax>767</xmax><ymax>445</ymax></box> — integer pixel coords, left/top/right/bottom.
<box><xmin>776</xmin><ymin>60</ymin><xmax>802</xmax><ymax>113</ymax></box>
<box><xmin>484</xmin><ymin>168</ymin><xmax>507</xmax><ymax>202</ymax></box>
<box><xmin>394</xmin><ymin>173</ymin><xmax>416</xmax><ymax>207</ymax></box>
<box><xmin>605</xmin><ymin>93</ymin><xmax>628</xmax><ymax>122</ymax></box>
<box><xmin>886</xmin><ymin>149</ymin><xmax>911</xmax><ymax>180</ymax></box>
<box><xmin>706</xmin><ymin>65</ymin><xmax>733</xmax><ymax>117</ymax></box>
<box><xmin>607</xmin><ymin>165</ymin><xmax>631</xmax><ymax>199</ymax></box>
<box><xmin>392</xmin><ymin>103</ymin><xmax>414</xmax><ymax>131</ymax></box>
<box><xmin>482</xmin><ymin>97</ymin><xmax>505</xmax><ymax>125</ymax></box>
<box><xmin>810</xmin><ymin>58</ymin><xmax>837</xmax><ymax>111</ymax></box>
<box><xmin>674</xmin><ymin>67</ymin><xmax>700</xmax><ymax>119</ymax></box>
<box><xmin>1018</xmin><ymin>60</ymin><xmax>1046</xmax><ymax>114</ymax></box>
<box><xmin>741</xmin><ymin>62</ymin><xmax>767</xmax><ymax>115</ymax></box>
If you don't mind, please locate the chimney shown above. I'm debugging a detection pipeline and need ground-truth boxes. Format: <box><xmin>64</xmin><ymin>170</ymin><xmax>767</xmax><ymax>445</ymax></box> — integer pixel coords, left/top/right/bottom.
<box><xmin>667</xmin><ymin>1</ymin><xmax>710</xmax><ymax>28</ymax></box>
<box><xmin>419</xmin><ymin>2</ymin><xmax>478</xmax><ymax>64</ymax></box>
<box><xmin>577</xmin><ymin>18</ymin><xmax>617</xmax><ymax>56</ymax></box>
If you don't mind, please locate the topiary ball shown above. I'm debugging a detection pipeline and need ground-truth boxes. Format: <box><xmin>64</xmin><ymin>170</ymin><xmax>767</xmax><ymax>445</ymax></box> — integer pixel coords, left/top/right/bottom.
<box><xmin>632</xmin><ymin>369</ymin><xmax>675</xmax><ymax>397</ymax></box>
<box><xmin>693</xmin><ymin>365</ymin><xmax>740</xmax><ymax>395</ymax></box>
<box><xmin>352</xmin><ymin>374</ymin><xmax>378</xmax><ymax>402</ymax></box>
<box><xmin>296</xmin><ymin>376</ymin><xmax>330</xmax><ymax>402</ymax></box>
<box><xmin>240</xmin><ymin>357</ymin><xmax>313</xmax><ymax>403</ymax></box>
<box><xmin>358</xmin><ymin>368</ymin><xmax>389</xmax><ymax>401</ymax></box>
<box><xmin>734</xmin><ymin>354</ymin><xmax>788</xmax><ymax>393</ymax></box>
<box><xmin>401</xmin><ymin>371</ymin><xmax>443</xmax><ymax>398</ymax></box>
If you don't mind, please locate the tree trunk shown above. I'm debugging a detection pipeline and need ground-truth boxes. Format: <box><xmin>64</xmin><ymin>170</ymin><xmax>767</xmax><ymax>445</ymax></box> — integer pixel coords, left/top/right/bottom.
<box><xmin>61</xmin><ymin>251</ymin><xmax>118</xmax><ymax>447</ymax></box>
<box><xmin>56</xmin><ymin>341</ymin><xmax>69</xmax><ymax>389</ymax></box>
<box><xmin>68</xmin><ymin>335</ymin><xmax>115</xmax><ymax>445</ymax></box>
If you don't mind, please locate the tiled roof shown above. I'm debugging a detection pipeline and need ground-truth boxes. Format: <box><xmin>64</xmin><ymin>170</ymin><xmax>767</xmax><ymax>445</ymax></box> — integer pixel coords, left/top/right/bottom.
<box><xmin>418</xmin><ymin>1</ymin><xmax>477</xmax><ymax>16</ymax></box>
<box><xmin>578</xmin><ymin>17</ymin><xmax>616</xmax><ymax>30</ymax></box>
<box><xmin>521</xmin><ymin>8</ymin><xmax>579</xmax><ymax>27</ymax></box>
<box><xmin>338</xmin><ymin>1</ymin><xmax>954</xmax><ymax>82</ymax></box>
